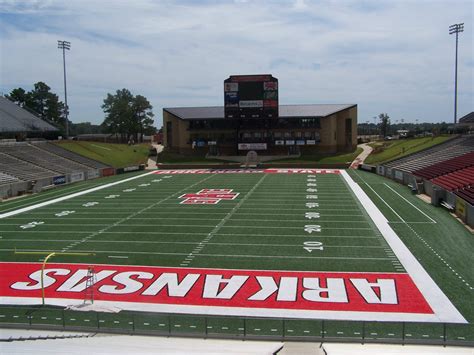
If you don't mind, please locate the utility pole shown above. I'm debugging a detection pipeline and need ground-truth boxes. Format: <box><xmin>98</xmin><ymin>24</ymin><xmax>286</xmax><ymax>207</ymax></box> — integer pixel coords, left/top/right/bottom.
<box><xmin>449</xmin><ymin>23</ymin><xmax>464</xmax><ymax>125</ymax></box>
<box><xmin>58</xmin><ymin>40</ymin><xmax>71</xmax><ymax>138</ymax></box>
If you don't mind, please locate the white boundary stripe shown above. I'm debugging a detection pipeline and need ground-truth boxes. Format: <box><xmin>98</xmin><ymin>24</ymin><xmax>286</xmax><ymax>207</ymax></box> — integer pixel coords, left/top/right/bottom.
<box><xmin>0</xmin><ymin>171</ymin><xmax>156</xmax><ymax>219</ymax></box>
<box><xmin>384</xmin><ymin>183</ymin><xmax>437</xmax><ymax>223</ymax></box>
<box><xmin>341</xmin><ymin>170</ymin><xmax>466</xmax><ymax>323</ymax></box>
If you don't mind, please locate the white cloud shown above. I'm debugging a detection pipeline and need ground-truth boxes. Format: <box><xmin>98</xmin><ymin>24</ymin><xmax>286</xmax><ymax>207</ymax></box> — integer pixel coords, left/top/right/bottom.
<box><xmin>0</xmin><ymin>0</ymin><xmax>472</xmax><ymax>126</ymax></box>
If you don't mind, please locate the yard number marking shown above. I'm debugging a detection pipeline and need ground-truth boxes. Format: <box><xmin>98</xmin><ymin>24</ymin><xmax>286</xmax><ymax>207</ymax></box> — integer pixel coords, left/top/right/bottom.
<box><xmin>306</xmin><ymin>202</ymin><xmax>319</xmax><ymax>208</ymax></box>
<box><xmin>304</xmin><ymin>241</ymin><xmax>324</xmax><ymax>252</ymax></box>
<box><xmin>105</xmin><ymin>194</ymin><xmax>120</xmax><ymax>199</ymax></box>
<box><xmin>304</xmin><ymin>225</ymin><xmax>321</xmax><ymax>233</ymax></box>
<box><xmin>20</xmin><ymin>221</ymin><xmax>44</xmax><ymax>229</ymax></box>
<box><xmin>305</xmin><ymin>212</ymin><xmax>320</xmax><ymax>219</ymax></box>
<box><xmin>123</xmin><ymin>188</ymin><xmax>136</xmax><ymax>192</ymax></box>
<box><xmin>82</xmin><ymin>202</ymin><xmax>99</xmax><ymax>207</ymax></box>
<box><xmin>55</xmin><ymin>210</ymin><xmax>75</xmax><ymax>217</ymax></box>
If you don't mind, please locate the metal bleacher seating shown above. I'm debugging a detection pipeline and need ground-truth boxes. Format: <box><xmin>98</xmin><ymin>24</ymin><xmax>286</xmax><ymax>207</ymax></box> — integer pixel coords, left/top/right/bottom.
<box><xmin>1</xmin><ymin>143</ymin><xmax>93</xmax><ymax>174</ymax></box>
<box><xmin>431</xmin><ymin>166</ymin><xmax>474</xmax><ymax>192</ymax></box>
<box><xmin>413</xmin><ymin>151</ymin><xmax>474</xmax><ymax>180</ymax></box>
<box><xmin>383</xmin><ymin>136</ymin><xmax>474</xmax><ymax>173</ymax></box>
<box><xmin>0</xmin><ymin>151</ymin><xmax>59</xmax><ymax>181</ymax></box>
<box><xmin>32</xmin><ymin>142</ymin><xmax>109</xmax><ymax>169</ymax></box>
<box><xmin>0</xmin><ymin>171</ymin><xmax>21</xmax><ymax>185</ymax></box>
<box><xmin>455</xmin><ymin>186</ymin><xmax>474</xmax><ymax>205</ymax></box>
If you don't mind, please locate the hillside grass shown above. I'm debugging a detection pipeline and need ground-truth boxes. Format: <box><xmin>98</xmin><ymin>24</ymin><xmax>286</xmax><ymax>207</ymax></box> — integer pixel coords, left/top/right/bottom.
<box><xmin>156</xmin><ymin>151</ymin><xmax>229</xmax><ymax>164</ymax></box>
<box><xmin>54</xmin><ymin>141</ymin><xmax>150</xmax><ymax>168</ymax></box>
<box><xmin>364</xmin><ymin>135</ymin><xmax>453</xmax><ymax>165</ymax></box>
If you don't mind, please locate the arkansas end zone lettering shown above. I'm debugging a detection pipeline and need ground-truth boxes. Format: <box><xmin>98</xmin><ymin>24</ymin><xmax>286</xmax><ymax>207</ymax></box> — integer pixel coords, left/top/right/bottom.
<box><xmin>179</xmin><ymin>189</ymin><xmax>239</xmax><ymax>205</ymax></box>
<box><xmin>1</xmin><ymin>263</ymin><xmax>435</xmax><ymax>320</ymax></box>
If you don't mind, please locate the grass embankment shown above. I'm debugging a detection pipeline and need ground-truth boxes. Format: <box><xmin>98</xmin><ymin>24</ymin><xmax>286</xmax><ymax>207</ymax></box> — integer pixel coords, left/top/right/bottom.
<box><xmin>364</xmin><ymin>136</ymin><xmax>453</xmax><ymax>165</ymax></box>
<box><xmin>273</xmin><ymin>147</ymin><xmax>363</xmax><ymax>164</ymax></box>
<box><xmin>156</xmin><ymin>151</ymin><xmax>227</xmax><ymax>164</ymax></box>
<box><xmin>55</xmin><ymin>141</ymin><xmax>149</xmax><ymax>168</ymax></box>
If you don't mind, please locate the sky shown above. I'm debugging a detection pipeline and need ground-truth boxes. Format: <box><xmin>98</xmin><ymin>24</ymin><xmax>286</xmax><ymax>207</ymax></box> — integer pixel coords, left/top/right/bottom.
<box><xmin>0</xmin><ymin>0</ymin><xmax>472</xmax><ymax>128</ymax></box>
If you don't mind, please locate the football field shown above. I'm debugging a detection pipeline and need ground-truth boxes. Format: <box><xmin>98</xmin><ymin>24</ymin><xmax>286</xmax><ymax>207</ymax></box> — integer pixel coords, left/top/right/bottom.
<box><xmin>0</xmin><ymin>168</ymin><xmax>471</xmax><ymax>342</ymax></box>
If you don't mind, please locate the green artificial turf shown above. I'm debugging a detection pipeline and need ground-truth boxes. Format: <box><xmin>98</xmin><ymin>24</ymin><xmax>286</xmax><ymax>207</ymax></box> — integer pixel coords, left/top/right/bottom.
<box><xmin>0</xmin><ymin>169</ymin><xmax>472</xmax><ymax>344</ymax></box>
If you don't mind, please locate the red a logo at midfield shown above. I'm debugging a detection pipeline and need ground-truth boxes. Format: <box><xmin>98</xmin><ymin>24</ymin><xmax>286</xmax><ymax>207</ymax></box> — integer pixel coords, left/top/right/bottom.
<box><xmin>179</xmin><ymin>189</ymin><xmax>240</xmax><ymax>205</ymax></box>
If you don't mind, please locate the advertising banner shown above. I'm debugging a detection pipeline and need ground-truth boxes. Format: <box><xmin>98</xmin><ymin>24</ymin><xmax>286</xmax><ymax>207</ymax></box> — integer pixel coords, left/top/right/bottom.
<box><xmin>124</xmin><ymin>166</ymin><xmax>140</xmax><ymax>172</ymax></box>
<box><xmin>224</xmin><ymin>82</ymin><xmax>238</xmax><ymax>92</ymax></box>
<box><xmin>87</xmin><ymin>170</ymin><xmax>100</xmax><ymax>179</ymax></box>
<box><xmin>238</xmin><ymin>143</ymin><xmax>267</xmax><ymax>150</ymax></box>
<box><xmin>70</xmin><ymin>172</ymin><xmax>85</xmax><ymax>183</ymax></box>
<box><xmin>285</xmin><ymin>140</ymin><xmax>295</xmax><ymax>145</ymax></box>
<box><xmin>296</xmin><ymin>140</ymin><xmax>306</xmax><ymax>145</ymax></box>
<box><xmin>275</xmin><ymin>140</ymin><xmax>285</xmax><ymax>146</ymax></box>
<box><xmin>306</xmin><ymin>140</ymin><xmax>316</xmax><ymax>145</ymax></box>
<box><xmin>52</xmin><ymin>175</ymin><xmax>66</xmax><ymax>185</ymax></box>
<box><xmin>101</xmin><ymin>168</ymin><xmax>115</xmax><ymax>177</ymax></box>
<box><xmin>263</xmin><ymin>81</ymin><xmax>278</xmax><ymax>90</ymax></box>
<box><xmin>239</xmin><ymin>100</ymin><xmax>263</xmax><ymax>108</ymax></box>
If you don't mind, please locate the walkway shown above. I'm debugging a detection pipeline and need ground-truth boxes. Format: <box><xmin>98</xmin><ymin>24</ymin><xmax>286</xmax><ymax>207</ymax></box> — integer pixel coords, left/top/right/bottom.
<box><xmin>350</xmin><ymin>143</ymin><xmax>374</xmax><ymax>169</ymax></box>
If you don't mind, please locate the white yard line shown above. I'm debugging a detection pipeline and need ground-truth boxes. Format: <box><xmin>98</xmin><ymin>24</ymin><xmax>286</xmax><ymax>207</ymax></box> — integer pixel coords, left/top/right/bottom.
<box><xmin>352</xmin><ymin>171</ymin><xmax>406</xmax><ymax>223</ymax></box>
<box><xmin>0</xmin><ymin>248</ymin><xmax>391</xmax><ymax>260</ymax></box>
<box><xmin>341</xmin><ymin>170</ymin><xmax>466</xmax><ymax>323</ymax></box>
<box><xmin>0</xmin><ymin>171</ymin><xmax>156</xmax><ymax>219</ymax></box>
<box><xmin>384</xmin><ymin>183</ymin><xmax>436</xmax><ymax>223</ymax></box>
<box><xmin>59</xmin><ymin>174</ymin><xmax>217</xmax><ymax>253</ymax></box>
<box><xmin>0</xmin><ymin>230</ymin><xmax>378</xmax><ymax>238</ymax></box>
<box><xmin>90</xmin><ymin>144</ymin><xmax>112</xmax><ymax>151</ymax></box>
<box><xmin>3</xmin><ymin>238</ymin><xmax>384</xmax><ymax>248</ymax></box>
<box><xmin>181</xmin><ymin>174</ymin><xmax>269</xmax><ymax>266</ymax></box>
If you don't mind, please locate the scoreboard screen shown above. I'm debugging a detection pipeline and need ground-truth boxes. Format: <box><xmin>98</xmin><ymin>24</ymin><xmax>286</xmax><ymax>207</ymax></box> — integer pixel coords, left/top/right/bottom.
<box><xmin>224</xmin><ymin>74</ymin><xmax>278</xmax><ymax>119</ymax></box>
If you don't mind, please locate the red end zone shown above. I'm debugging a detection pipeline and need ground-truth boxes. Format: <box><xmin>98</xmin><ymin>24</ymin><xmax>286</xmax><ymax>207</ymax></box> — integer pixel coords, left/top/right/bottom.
<box><xmin>1</xmin><ymin>262</ymin><xmax>433</xmax><ymax>319</ymax></box>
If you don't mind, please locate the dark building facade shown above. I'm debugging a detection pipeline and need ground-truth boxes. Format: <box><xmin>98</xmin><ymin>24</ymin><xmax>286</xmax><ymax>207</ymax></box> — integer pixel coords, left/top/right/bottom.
<box><xmin>163</xmin><ymin>104</ymin><xmax>357</xmax><ymax>156</ymax></box>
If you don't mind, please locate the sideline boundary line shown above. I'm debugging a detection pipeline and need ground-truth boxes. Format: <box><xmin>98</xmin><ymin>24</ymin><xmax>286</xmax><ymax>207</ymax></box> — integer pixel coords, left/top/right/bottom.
<box><xmin>384</xmin><ymin>183</ymin><xmax>437</xmax><ymax>223</ymax></box>
<box><xmin>0</xmin><ymin>171</ymin><xmax>156</xmax><ymax>219</ymax></box>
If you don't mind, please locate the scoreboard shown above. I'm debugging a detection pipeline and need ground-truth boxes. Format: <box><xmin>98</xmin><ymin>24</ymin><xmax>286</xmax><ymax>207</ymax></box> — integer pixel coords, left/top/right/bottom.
<box><xmin>224</xmin><ymin>74</ymin><xmax>278</xmax><ymax>119</ymax></box>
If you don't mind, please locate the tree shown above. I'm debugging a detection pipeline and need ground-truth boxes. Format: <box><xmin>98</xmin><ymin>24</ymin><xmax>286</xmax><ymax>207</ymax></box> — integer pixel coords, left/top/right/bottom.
<box><xmin>378</xmin><ymin>113</ymin><xmax>390</xmax><ymax>137</ymax></box>
<box><xmin>7</xmin><ymin>88</ymin><xmax>27</xmax><ymax>107</ymax></box>
<box><xmin>7</xmin><ymin>82</ymin><xmax>65</xmax><ymax>129</ymax></box>
<box><xmin>101</xmin><ymin>89</ymin><xmax>155</xmax><ymax>143</ymax></box>
<box><xmin>133</xmin><ymin>95</ymin><xmax>155</xmax><ymax>141</ymax></box>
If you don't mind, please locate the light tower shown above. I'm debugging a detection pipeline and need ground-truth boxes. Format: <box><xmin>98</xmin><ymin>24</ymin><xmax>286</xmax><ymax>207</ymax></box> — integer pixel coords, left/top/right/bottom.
<box><xmin>58</xmin><ymin>40</ymin><xmax>71</xmax><ymax>138</ymax></box>
<box><xmin>449</xmin><ymin>23</ymin><xmax>464</xmax><ymax>125</ymax></box>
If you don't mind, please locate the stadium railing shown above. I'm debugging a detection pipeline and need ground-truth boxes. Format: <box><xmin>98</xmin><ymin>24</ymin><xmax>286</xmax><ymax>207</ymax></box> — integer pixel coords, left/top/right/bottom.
<box><xmin>0</xmin><ymin>305</ymin><xmax>472</xmax><ymax>347</ymax></box>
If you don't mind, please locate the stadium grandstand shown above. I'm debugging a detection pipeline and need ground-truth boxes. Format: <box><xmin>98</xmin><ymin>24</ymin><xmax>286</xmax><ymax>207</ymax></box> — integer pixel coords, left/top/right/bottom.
<box><xmin>374</xmin><ymin>135</ymin><xmax>474</xmax><ymax>227</ymax></box>
<box><xmin>457</xmin><ymin>111</ymin><xmax>474</xmax><ymax>132</ymax></box>
<box><xmin>0</xmin><ymin>141</ymin><xmax>113</xmax><ymax>199</ymax></box>
<box><xmin>0</xmin><ymin>96</ymin><xmax>113</xmax><ymax>199</ymax></box>
<box><xmin>0</xmin><ymin>96</ymin><xmax>58</xmax><ymax>136</ymax></box>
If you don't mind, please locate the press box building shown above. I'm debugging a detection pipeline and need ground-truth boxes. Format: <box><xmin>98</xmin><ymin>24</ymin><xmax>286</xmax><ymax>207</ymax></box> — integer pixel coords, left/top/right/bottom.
<box><xmin>163</xmin><ymin>75</ymin><xmax>357</xmax><ymax>156</ymax></box>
